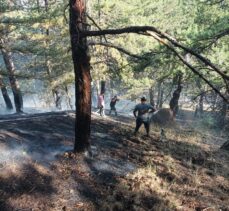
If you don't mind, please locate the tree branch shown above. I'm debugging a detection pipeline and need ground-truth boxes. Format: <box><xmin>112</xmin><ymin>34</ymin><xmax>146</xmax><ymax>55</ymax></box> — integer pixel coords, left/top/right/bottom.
<box><xmin>147</xmin><ymin>32</ymin><xmax>228</xmax><ymax>102</ymax></box>
<box><xmin>86</xmin><ymin>14</ymin><xmax>108</xmax><ymax>43</ymax></box>
<box><xmin>88</xmin><ymin>41</ymin><xmax>147</xmax><ymax>60</ymax></box>
<box><xmin>81</xmin><ymin>26</ymin><xmax>229</xmax><ymax>81</ymax></box>
<box><xmin>192</xmin><ymin>87</ymin><xmax>224</xmax><ymax>101</ymax></box>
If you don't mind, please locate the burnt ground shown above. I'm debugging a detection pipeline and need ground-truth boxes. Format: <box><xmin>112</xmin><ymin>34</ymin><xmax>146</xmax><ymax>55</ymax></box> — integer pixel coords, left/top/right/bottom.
<box><xmin>0</xmin><ymin>111</ymin><xmax>228</xmax><ymax>211</ymax></box>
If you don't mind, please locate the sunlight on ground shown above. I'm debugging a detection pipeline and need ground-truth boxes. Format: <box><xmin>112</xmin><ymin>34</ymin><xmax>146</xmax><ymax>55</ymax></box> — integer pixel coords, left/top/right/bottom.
<box><xmin>99</xmin><ymin>116</ymin><xmax>229</xmax><ymax>210</ymax></box>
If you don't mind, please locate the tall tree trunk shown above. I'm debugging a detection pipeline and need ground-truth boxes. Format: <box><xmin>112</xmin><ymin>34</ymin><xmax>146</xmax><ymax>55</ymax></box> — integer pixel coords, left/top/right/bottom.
<box><xmin>169</xmin><ymin>74</ymin><xmax>182</xmax><ymax>116</ymax></box>
<box><xmin>194</xmin><ymin>92</ymin><xmax>204</xmax><ymax>118</ymax></box>
<box><xmin>159</xmin><ymin>89</ymin><xmax>164</xmax><ymax>109</ymax></box>
<box><xmin>65</xmin><ymin>85</ymin><xmax>73</xmax><ymax>109</ymax></box>
<box><xmin>36</xmin><ymin>0</ymin><xmax>40</xmax><ymax>12</ymax></box>
<box><xmin>70</xmin><ymin>0</ymin><xmax>91</xmax><ymax>153</ymax></box>
<box><xmin>44</xmin><ymin>0</ymin><xmax>49</xmax><ymax>36</ymax></box>
<box><xmin>218</xmin><ymin>101</ymin><xmax>227</xmax><ymax>127</ymax></box>
<box><xmin>195</xmin><ymin>79</ymin><xmax>205</xmax><ymax>117</ymax></box>
<box><xmin>100</xmin><ymin>80</ymin><xmax>106</xmax><ymax>94</ymax></box>
<box><xmin>199</xmin><ymin>92</ymin><xmax>204</xmax><ymax>114</ymax></box>
<box><xmin>0</xmin><ymin>76</ymin><xmax>13</xmax><ymax>110</ymax></box>
<box><xmin>211</xmin><ymin>91</ymin><xmax>218</xmax><ymax>112</ymax></box>
<box><xmin>54</xmin><ymin>89</ymin><xmax>62</xmax><ymax>109</ymax></box>
<box><xmin>44</xmin><ymin>0</ymin><xmax>60</xmax><ymax>109</ymax></box>
<box><xmin>218</xmin><ymin>91</ymin><xmax>228</xmax><ymax>127</ymax></box>
<box><xmin>156</xmin><ymin>81</ymin><xmax>161</xmax><ymax>109</ymax></box>
<box><xmin>1</xmin><ymin>48</ymin><xmax>23</xmax><ymax>113</ymax></box>
<box><xmin>149</xmin><ymin>87</ymin><xmax>155</xmax><ymax>107</ymax></box>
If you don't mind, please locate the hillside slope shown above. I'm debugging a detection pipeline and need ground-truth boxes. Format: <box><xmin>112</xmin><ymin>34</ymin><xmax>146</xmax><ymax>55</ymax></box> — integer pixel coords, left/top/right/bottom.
<box><xmin>0</xmin><ymin>111</ymin><xmax>228</xmax><ymax>210</ymax></box>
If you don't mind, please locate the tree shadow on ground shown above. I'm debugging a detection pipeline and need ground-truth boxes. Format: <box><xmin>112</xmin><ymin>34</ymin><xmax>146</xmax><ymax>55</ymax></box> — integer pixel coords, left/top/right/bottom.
<box><xmin>82</xmin><ymin>116</ymin><xmax>228</xmax><ymax>210</ymax></box>
<box><xmin>82</xmin><ymin>157</ymin><xmax>171</xmax><ymax>210</ymax></box>
<box><xmin>58</xmin><ymin>154</ymin><xmax>171</xmax><ymax>210</ymax></box>
<box><xmin>0</xmin><ymin>163</ymin><xmax>56</xmax><ymax>211</ymax></box>
<box><xmin>0</xmin><ymin>112</ymin><xmax>75</xmax><ymax>210</ymax></box>
<box><xmin>53</xmin><ymin>117</ymin><xmax>175</xmax><ymax>210</ymax></box>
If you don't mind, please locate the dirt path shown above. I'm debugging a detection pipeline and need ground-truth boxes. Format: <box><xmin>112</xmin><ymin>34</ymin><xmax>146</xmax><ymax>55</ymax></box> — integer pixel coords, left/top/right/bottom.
<box><xmin>0</xmin><ymin>111</ymin><xmax>228</xmax><ymax>210</ymax></box>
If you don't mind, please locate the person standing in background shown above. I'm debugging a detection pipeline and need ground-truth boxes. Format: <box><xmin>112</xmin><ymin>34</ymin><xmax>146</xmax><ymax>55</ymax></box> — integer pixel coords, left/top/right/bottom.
<box><xmin>109</xmin><ymin>95</ymin><xmax>119</xmax><ymax>116</ymax></box>
<box><xmin>98</xmin><ymin>93</ymin><xmax>105</xmax><ymax>116</ymax></box>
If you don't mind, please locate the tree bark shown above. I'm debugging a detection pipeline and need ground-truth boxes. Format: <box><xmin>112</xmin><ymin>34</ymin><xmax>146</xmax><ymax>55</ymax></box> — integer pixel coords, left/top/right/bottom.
<box><xmin>149</xmin><ymin>87</ymin><xmax>155</xmax><ymax>107</ymax></box>
<box><xmin>169</xmin><ymin>74</ymin><xmax>182</xmax><ymax>116</ymax></box>
<box><xmin>100</xmin><ymin>80</ymin><xmax>106</xmax><ymax>94</ymax></box>
<box><xmin>1</xmin><ymin>48</ymin><xmax>23</xmax><ymax>113</ymax></box>
<box><xmin>156</xmin><ymin>82</ymin><xmax>161</xmax><ymax>109</ymax></box>
<box><xmin>218</xmin><ymin>91</ymin><xmax>228</xmax><ymax>127</ymax></box>
<box><xmin>199</xmin><ymin>93</ymin><xmax>204</xmax><ymax>115</ymax></box>
<box><xmin>43</xmin><ymin>0</ymin><xmax>60</xmax><ymax>109</ymax></box>
<box><xmin>211</xmin><ymin>91</ymin><xmax>218</xmax><ymax>112</ymax></box>
<box><xmin>54</xmin><ymin>89</ymin><xmax>62</xmax><ymax>110</ymax></box>
<box><xmin>65</xmin><ymin>85</ymin><xmax>73</xmax><ymax>110</ymax></box>
<box><xmin>159</xmin><ymin>89</ymin><xmax>164</xmax><ymax>109</ymax></box>
<box><xmin>0</xmin><ymin>76</ymin><xmax>13</xmax><ymax>110</ymax></box>
<box><xmin>70</xmin><ymin>0</ymin><xmax>91</xmax><ymax>153</ymax></box>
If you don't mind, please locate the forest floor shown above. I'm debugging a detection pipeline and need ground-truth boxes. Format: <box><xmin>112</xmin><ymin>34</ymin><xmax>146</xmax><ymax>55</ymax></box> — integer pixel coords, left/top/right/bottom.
<box><xmin>0</xmin><ymin>110</ymin><xmax>228</xmax><ymax>211</ymax></box>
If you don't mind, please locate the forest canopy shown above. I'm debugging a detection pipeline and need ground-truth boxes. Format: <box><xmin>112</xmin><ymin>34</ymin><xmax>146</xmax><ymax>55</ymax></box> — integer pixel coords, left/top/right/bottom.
<box><xmin>0</xmin><ymin>0</ymin><xmax>228</xmax><ymax>126</ymax></box>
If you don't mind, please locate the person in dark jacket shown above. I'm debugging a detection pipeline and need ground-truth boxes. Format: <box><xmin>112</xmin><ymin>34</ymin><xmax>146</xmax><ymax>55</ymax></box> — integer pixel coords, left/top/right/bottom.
<box><xmin>133</xmin><ymin>97</ymin><xmax>155</xmax><ymax>137</ymax></box>
<box><xmin>109</xmin><ymin>95</ymin><xmax>119</xmax><ymax>116</ymax></box>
